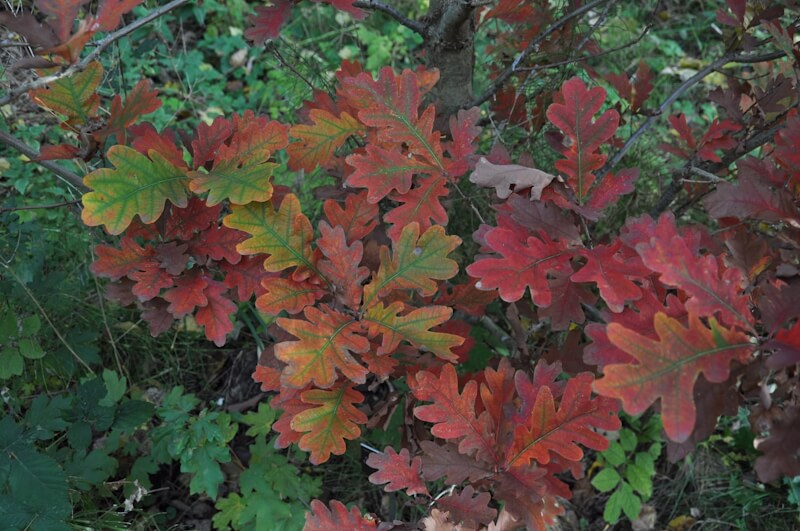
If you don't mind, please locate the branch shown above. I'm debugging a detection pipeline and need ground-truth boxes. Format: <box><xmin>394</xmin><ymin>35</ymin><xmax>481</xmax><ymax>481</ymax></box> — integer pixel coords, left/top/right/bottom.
<box><xmin>0</xmin><ymin>129</ymin><xmax>86</xmax><ymax>190</ymax></box>
<box><xmin>0</xmin><ymin>199</ymin><xmax>81</xmax><ymax>213</ymax></box>
<box><xmin>600</xmin><ymin>48</ymin><xmax>787</xmax><ymax>177</ymax></box>
<box><xmin>649</xmin><ymin>112</ymin><xmax>792</xmax><ymax>216</ymax></box>
<box><xmin>352</xmin><ymin>0</ymin><xmax>427</xmax><ymax>36</ymax></box>
<box><xmin>0</xmin><ymin>0</ymin><xmax>190</xmax><ymax>107</ymax></box>
<box><xmin>468</xmin><ymin>0</ymin><xmax>609</xmax><ymax>108</ymax></box>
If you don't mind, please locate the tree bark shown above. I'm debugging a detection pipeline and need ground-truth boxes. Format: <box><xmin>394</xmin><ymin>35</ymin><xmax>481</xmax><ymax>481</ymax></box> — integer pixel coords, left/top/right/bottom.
<box><xmin>423</xmin><ymin>0</ymin><xmax>476</xmax><ymax>127</ymax></box>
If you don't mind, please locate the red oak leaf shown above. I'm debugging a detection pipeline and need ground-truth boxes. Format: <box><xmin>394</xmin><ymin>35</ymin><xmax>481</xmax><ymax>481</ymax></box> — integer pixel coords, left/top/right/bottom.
<box><xmin>410</xmin><ymin>364</ymin><xmax>497</xmax><ymax>464</ymax></box>
<box><xmin>91</xmin><ymin>236</ymin><xmax>155</xmax><ymax>280</ymax></box>
<box><xmin>129</xmin><ymin>262</ymin><xmax>173</xmax><ymax>301</ymax></box>
<box><xmin>383</xmin><ymin>175</ymin><xmax>449</xmax><ymax>244</ymax></box>
<box><xmin>594</xmin><ymin>312</ymin><xmax>753</xmax><ymax>442</ymax></box>
<box><xmin>95</xmin><ymin>79</ymin><xmax>160</xmax><ymax>144</ymax></box>
<box><xmin>244</xmin><ymin>0</ymin><xmax>293</xmax><ymax>44</ymax></box>
<box><xmin>366</xmin><ymin>447</ymin><xmax>428</xmax><ymax>496</ymax></box>
<box><xmin>97</xmin><ymin>0</ymin><xmax>144</xmax><ymax>31</ymax></box>
<box><xmin>436</xmin><ymin>486</ymin><xmax>497</xmax><ymax>528</ymax></box>
<box><xmin>190</xmin><ymin>225</ymin><xmax>246</xmax><ymax>266</ymax></box>
<box><xmin>221</xmin><ymin>255</ymin><xmax>273</xmax><ymax>301</ymax></box>
<box><xmin>546</xmin><ymin>77</ymin><xmax>619</xmax><ymax>203</ymax></box>
<box><xmin>195</xmin><ymin>280</ymin><xmax>237</xmax><ymax>346</ymax></box>
<box><xmin>571</xmin><ymin>241</ymin><xmax>649</xmax><ymax>312</ymax></box>
<box><xmin>34</xmin><ymin>0</ymin><xmax>89</xmax><ymax>42</ymax></box>
<box><xmin>191</xmin><ymin>116</ymin><xmax>233</xmax><ymax>169</ymax></box>
<box><xmin>466</xmin><ymin>227</ymin><xmax>572</xmax><ymax>306</ymax></box>
<box><xmin>164</xmin><ymin>197</ymin><xmax>222</xmax><ymax>240</ymax></box>
<box><xmin>634</xmin><ymin>213</ymin><xmax>753</xmax><ymax>329</ymax></box>
<box><xmin>163</xmin><ymin>271</ymin><xmax>209</xmax><ymax>318</ymax></box>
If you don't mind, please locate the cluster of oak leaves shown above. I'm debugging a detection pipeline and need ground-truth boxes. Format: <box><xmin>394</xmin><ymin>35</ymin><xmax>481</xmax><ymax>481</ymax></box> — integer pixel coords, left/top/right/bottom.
<box><xmin>16</xmin><ymin>0</ymin><xmax>800</xmax><ymax>529</ymax></box>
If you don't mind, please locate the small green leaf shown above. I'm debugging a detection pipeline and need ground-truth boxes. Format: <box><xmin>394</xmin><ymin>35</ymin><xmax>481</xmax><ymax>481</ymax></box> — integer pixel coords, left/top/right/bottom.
<box><xmin>648</xmin><ymin>441</ymin><xmax>662</xmax><ymax>459</ymax></box>
<box><xmin>0</xmin><ymin>310</ymin><xmax>16</xmax><ymax>340</ymax></box>
<box><xmin>214</xmin><ymin>493</ymin><xmax>245</xmax><ymax>529</ymax></box>
<box><xmin>18</xmin><ymin>338</ymin><xmax>45</xmax><ymax>360</ymax></box>
<box><xmin>604</xmin><ymin>441</ymin><xmax>626</xmax><ymax>467</ymax></box>
<box><xmin>592</xmin><ymin>467</ymin><xmax>621</xmax><ymax>492</ymax></box>
<box><xmin>21</xmin><ymin>315</ymin><xmax>41</xmax><ymax>336</ymax></box>
<box><xmin>113</xmin><ymin>400</ymin><xmax>155</xmax><ymax>431</ymax></box>
<box><xmin>100</xmin><ymin>369</ymin><xmax>127</xmax><ymax>406</ymax></box>
<box><xmin>604</xmin><ymin>485</ymin><xmax>624</xmax><ymax>523</ymax></box>
<box><xmin>242</xmin><ymin>402</ymin><xmax>277</xmax><ymax>438</ymax></box>
<box><xmin>635</xmin><ymin>452</ymin><xmax>655</xmax><ymax>475</ymax></box>
<box><xmin>0</xmin><ymin>348</ymin><xmax>23</xmax><ymax>378</ymax></box>
<box><xmin>619</xmin><ymin>482</ymin><xmax>643</xmax><ymax>520</ymax></box>
<box><xmin>625</xmin><ymin>461</ymin><xmax>653</xmax><ymax>499</ymax></box>
<box><xmin>619</xmin><ymin>428</ymin><xmax>637</xmax><ymax>452</ymax></box>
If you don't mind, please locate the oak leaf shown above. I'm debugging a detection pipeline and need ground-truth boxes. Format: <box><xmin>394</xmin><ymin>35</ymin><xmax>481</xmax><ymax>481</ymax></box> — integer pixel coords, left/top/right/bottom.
<box><xmin>594</xmin><ymin>312</ymin><xmax>753</xmax><ymax>442</ymax></box>
<box><xmin>291</xmin><ymin>383</ymin><xmax>368</xmax><ymax>464</ymax></box>
<box><xmin>366</xmin><ymin>447</ymin><xmax>428</xmax><ymax>496</ymax></box>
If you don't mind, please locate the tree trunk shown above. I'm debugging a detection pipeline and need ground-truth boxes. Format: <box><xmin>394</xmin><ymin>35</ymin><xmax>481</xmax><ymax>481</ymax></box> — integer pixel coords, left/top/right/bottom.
<box><xmin>423</xmin><ymin>0</ymin><xmax>476</xmax><ymax>127</ymax></box>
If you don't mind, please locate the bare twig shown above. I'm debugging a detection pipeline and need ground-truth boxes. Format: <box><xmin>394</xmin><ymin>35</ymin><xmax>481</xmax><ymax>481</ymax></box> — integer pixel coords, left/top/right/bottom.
<box><xmin>0</xmin><ymin>0</ymin><xmax>189</xmax><ymax>107</ymax></box>
<box><xmin>352</xmin><ymin>0</ymin><xmax>427</xmax><ymax>36</ymax></box>
<box><xmin>0</xmin><ymin>129</ymin><xmax>86</xmax><ymax>190</ymax></box>
<box><xmin>601</xmin><ymin>49</ymin><xmax>787</xmax><ymax>176</ymax></box>
<box><xmin>468</xmin><ymin>0</ymin><xmax>609</xmax><ymax>108</ymax></box>
<box><xmin>0</xmin><ymin>262</ymin><xmax>95</xmax><ymax>375</ymax></box>
<box><xmin>0</xmin><ymin>199</ymin><xmax>80</xmax><ymax>212</ymax></box>
<box><xmin>650</xmin><ymin>112</ymin><xmax>792</xmax><ymax>216</ymax></box>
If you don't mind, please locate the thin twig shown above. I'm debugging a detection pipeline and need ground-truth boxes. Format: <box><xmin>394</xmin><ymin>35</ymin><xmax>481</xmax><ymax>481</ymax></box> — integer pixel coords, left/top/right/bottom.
<box><xmin>1</xmin><ymin>262</ymin><xmax>95</xmax><ymax>375</ymax></box>
<box><xmin>352</xmin><ymin>0</ymin><xmax>427</xmax><ymax>36</ymax></box>
<box><xmin>650</xmin><ymin>112</ymin><xmax>791</xmax><ymax>216</ymax></box>
<box><xmin>0</xmin><ymin>0</ymin><xmax>189</xmax><ymax>107</ymax></box>
<box><xmin>0</xmin><ymin>129</ymin><xmax>86</xmax><ymax>190</ymax></box>
<box><xmin>601</xmin><ymin>48</ymin><xmax>787</xmax><ymax>176</ymax></box>
<box><xmin>468</xmin><ymin>0</ymin><xmax>609</xmax><ymax>108</ymax></box>
<box><xmin>0</xmin><ymin>199</ymin><xmax>80</xmax><ymax>212</ymax></box>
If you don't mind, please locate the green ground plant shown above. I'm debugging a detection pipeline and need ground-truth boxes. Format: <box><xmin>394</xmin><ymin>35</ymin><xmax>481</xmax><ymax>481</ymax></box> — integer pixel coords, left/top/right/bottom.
<box><xmin>1</xmin><ymin>1</ymin><xmax>800</xmax><ymax>530</ymax></box>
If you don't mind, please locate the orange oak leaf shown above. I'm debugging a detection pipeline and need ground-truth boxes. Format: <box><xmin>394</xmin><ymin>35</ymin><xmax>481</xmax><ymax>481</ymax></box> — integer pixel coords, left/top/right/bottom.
<box><xmin>316</xmin><ymin>222</ymin><xmax>369</xmax><ymax>310</ymax></box>
<box><xmin>342</xmin><ymin>67</ymin><xmax>444</xmax><ymax>169</ymax></box>
<box><xmin>323</xmin><ymin>191</ymin><xmax>379</xmax><ymax>243</ymax></box>
<box><xmin>224</xmin><ymin>194</ymin><xmax>317</xmax><ymax>274</ymax></box>
<box><xmin>362</xmin><ymin>223</ymin><xmax>461</xmax><ymax>308</ymax></box>
<box><xmin>291</xmin><ymin>383</ymin><xmax>368</xmax><ymax>464</ymax></box>
<box><xmin>256</xmin><ymin>277</ymin><xmax>326</xmax><ymax>315</ymax></box>
<box><xmin>305</xmin><ymin>499</ymin><xmax>377</xmax><ymax>531</ymax></box>
<box><xmin>366</xmin><ymin>447</ymin><xmax>429</xmax><ymax>496</ymax></box>
<box><xmin>82</xmin><ymin>145</ymin><xmax>188</xmax><ymax>235</ymax></box>
<box><xmin>363</xmin><ymin>301</ymin><xmax>463</xmax><ymax>361</ymax></box>
<box><xmin>594</xmin><ymin>312</ymin><xmax>754</xmax><ymax>442</ymax></box>
<box><xmin>275</xmin><ymin>305</ymin><xmax>369</xmax><ymax>388</ymax></box>
<box><xmin>345</xmin><ymin>145</ymin><xmax>435</xmax><ymax>203</ymax></box>
<box><xmin>287</xmin><ymin>109</ymin><xmax>362</xmax><ymax>172</ymax></box>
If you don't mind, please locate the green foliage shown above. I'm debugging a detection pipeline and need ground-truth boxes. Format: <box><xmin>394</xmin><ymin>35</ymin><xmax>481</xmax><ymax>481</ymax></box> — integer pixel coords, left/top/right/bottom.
<box><xmin>592</xmin><ymin>414</ymin><xmax>662</xmax><ymax>524</ymax></box>
<box><xmin>215</xmin><ymin>401</ymin><xmax>321</xmax><ymax>530</ymax></box>
<box><xmin>0</xmin><ymin>373</ymin><xmax>153</xmax><ymax>530</ymax></box>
